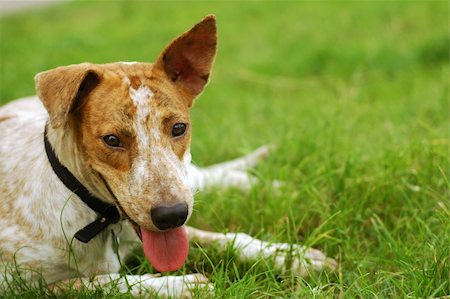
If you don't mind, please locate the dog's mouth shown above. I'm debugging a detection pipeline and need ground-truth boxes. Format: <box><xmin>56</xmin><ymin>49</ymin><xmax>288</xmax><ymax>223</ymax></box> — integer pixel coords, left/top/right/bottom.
<box><xmin>130</xmin><ymin>221</ymin><xmax>188</xmax><ymax>272</ymax></box>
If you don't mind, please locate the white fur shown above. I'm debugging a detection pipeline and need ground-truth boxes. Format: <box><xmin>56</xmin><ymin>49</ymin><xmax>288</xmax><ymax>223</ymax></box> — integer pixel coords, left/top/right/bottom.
<box><xmin>120</xmin><ymin>61</ymin><xmax>138</xmax><ymax>65</ymax></box>
<box><xmin>186</xmin><ymin>227</ymin><xmax>336</xmax><ymax>276</ymax></box>
<box><xmin>128</xmin><ymin>84</ymin><xmax>153</xmax><ymax>197</ymax></box>
<box><xmin>0</xmin><ymin>97</ymin><xmax>119</xmax><ymax>284</ymax></box>
<box><xmin>67</xmin><ymin>273</ymin><xmax>212</xmax><ymax>298</ymax></box>
<box><xmin>127</xmin><ymin>84</ymin><xmax>192</xmax><ymax>209</ymax></box>
<box><xmin>0</xmin><ymin>96</ymin><xmax>334</xmax><ymax>297</ymax></box>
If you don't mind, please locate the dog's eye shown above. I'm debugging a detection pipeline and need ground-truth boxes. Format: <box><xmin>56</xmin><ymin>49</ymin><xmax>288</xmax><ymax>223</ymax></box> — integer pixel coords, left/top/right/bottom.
<box><xmin>172</xmin><ymin>123</ymin><xmax>187</xmax><ymax>137</ymax></box>
<box><xmin>103</xmin><ymin>135</ymin><xmax>122</xmax><ymax>147</ymax></box>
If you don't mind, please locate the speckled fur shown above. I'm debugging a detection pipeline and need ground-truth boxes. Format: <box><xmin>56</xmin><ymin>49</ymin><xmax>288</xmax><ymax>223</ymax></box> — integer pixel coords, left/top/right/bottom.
<box><xmin>0</xmin><ymin>15</ymin><xmax>218</xmax><ymax>292</ymax></box>
<box><xmin>0</xmin><ymin>15</ymin><xmax>334</xmax><ymax>297</ymax></box>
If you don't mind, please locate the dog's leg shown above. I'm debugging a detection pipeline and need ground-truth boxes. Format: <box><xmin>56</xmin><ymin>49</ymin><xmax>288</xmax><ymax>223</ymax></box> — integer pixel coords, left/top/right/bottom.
<box><xmin>189</xmin><ymin>145</ymin><xmax>275</xmax><ymax>191</ymax></box>
<box><xmin>204</xmin><ymin>145</ymin><xmax>272</xmax><ymax>172</ymax></box>
<box><xmin>50</xmin><ymin>273</ymin><xmax>212</xmax><ymax>298</ymax></box>
<box><xmin>186</xmin><ymin>226</ymin><xmax>336</xmax><ymax>277</ymax></box>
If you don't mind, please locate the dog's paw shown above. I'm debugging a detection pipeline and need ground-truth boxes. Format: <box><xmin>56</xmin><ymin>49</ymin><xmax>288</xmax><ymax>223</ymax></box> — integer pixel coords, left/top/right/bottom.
<box><xmin>241</xmin><ymin>144</ymin><xmax>274</xmax><ymax>169</ymax></box>
<box><xmin>275</xmin><ymin>245</ymin><xmax>337</xmax><ymax>277</ymax></box>
<box><xmin>193</xmin><ymin>144</ymin><xmax>280</xmax><ymax>191</ymax></box>
<box><xmin>140</xmin><ymin>273</ymin><xmax>213</xmax><ymax>298</ymax></box>
<box><xmin>227</xmin><ymin>233</ymin><xmax>336</xmax><ymax>277</ymax></box>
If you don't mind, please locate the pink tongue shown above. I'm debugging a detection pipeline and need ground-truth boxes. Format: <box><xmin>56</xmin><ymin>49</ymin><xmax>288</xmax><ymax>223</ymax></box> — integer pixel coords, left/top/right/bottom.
<box><xmin>141</xmin><ymin>226</ymin><xmax>188</xmax><ymax>272</ymax></box>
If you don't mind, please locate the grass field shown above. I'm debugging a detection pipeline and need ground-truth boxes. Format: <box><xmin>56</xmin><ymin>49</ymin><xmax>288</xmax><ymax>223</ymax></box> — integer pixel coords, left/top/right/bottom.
<box><xmin>0</xmin><ymin>1</ymin><xmax>449</xmax><ymax>298</ymax></box>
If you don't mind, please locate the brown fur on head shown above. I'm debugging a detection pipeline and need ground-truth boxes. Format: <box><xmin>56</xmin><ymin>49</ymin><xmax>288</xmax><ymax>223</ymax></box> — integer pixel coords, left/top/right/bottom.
<box><xmin>34</xmin><ymin>15</ymin><xmax>217</xmax><ymax>231</ymax></box>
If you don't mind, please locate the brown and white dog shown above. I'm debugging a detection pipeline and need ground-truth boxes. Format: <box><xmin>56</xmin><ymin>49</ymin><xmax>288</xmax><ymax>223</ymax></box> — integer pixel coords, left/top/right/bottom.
<box><xmin>0</xmin><ymin>16</ymin><xmax>335</xmax><ymax>297</ymax></box>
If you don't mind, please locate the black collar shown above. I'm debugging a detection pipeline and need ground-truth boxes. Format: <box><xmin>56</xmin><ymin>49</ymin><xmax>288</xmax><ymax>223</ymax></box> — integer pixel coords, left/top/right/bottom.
<box><xmin>44</xmin><ymin>127</ymin><xmax>120</xmax><ymax>243</ymax></box>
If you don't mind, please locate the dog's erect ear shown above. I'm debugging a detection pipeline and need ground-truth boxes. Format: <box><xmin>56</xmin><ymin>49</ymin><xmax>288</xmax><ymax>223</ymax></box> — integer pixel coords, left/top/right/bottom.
<box><xmin>154</xmin><ymin>15</ymin><xmax>217</xmax><ymax>106</ymax></box>
<box><xmin>35</xmin><ymin>63</ymin><xmax>100</xmax><ymax>128</ymax></box>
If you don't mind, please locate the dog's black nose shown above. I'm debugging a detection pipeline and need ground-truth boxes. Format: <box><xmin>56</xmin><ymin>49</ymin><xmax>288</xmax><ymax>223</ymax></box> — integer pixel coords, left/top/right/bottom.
<box><xmin>151</xmin><ymin>203</ymin><xmax>188</xmax><ymax>230</ymax></box>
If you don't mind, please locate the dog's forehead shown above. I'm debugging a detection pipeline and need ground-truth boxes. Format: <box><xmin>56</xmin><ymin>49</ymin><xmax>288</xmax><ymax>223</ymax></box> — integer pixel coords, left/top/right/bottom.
<box><xmin>82</xmin><ymin>62</ymin><xmax>189</xmax><ymax>138</ymax></box>
<box><xmin>99</xmin><ymin>62</ymin><xmax>152</xmax><ymax>89</ymax></box>
<box><xmin>96</xmin><ymin>62</ymin><xmax>185</xmax><ymax>109</ymax></box>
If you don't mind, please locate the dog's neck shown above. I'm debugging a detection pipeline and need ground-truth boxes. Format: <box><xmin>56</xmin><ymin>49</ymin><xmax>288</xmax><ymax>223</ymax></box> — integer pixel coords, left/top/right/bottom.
<box><xmin>45</xmin><ymin>123</ymin><xmax>115</xmax><ymax>205</ymax></box>
<box><xmin>45</xmin><ymin>123</ymin><xmax>123</xmax><ymax>242</ymax></box>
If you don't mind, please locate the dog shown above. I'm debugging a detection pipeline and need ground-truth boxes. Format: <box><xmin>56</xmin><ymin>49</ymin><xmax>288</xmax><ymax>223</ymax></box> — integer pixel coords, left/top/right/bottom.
<box><xmin>0</xmin><ymin>15</ymin><xmax>335</xmax><ymax>297</ymax></box>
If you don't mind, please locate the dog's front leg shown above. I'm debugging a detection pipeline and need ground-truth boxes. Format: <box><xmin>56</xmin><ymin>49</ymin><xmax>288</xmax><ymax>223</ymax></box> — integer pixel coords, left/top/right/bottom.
<box><xmin>187</xmin><ymin>226</ymin><xmax>336</xmax><ymax>277</ymax></box>
<box><xmin>50</xmin><ymin>273</ymin><xmax>212</xmax><ymax>298</ymax></box>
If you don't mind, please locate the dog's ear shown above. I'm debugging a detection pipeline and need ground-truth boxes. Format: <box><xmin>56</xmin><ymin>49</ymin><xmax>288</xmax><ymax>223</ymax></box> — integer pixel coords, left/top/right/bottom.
<box><xmin>34</xmin><ymin>63</ymin><xmax>100</xmax><ymax>128</ymax></box>
<box><xmin>154</xmin><ymin>15</ymin><xmax>217</xmax><ymax>107</ymax></box>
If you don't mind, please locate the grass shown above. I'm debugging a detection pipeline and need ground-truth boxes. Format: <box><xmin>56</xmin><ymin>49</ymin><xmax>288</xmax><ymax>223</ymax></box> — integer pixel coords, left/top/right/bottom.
<box><xmin>1</xmin><ymin>0</ymin><xmax>449</xmax><ymax>297</ymax></box>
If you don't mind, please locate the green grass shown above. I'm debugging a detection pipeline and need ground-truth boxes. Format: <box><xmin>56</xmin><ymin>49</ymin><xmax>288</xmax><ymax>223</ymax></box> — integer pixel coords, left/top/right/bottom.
<box><xmin>1</xmin><ymin>0</ymin><xmax>449</xmax><ymax>297</ymax></box>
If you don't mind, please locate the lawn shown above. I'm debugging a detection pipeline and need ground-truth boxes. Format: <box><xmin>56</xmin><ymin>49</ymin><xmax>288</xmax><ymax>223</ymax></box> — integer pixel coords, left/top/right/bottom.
<box><xmin>0</xmin><ymin>1</ymin><xmax>448</xmax><ymax>298</ymax></box>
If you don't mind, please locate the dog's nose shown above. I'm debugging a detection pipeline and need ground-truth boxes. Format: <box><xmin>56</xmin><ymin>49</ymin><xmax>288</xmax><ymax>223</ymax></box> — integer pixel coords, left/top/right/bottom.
<box><xmin>151</xmin><ymin>203</ymin><xmax>188</xmax><ymax>230</ymax></box>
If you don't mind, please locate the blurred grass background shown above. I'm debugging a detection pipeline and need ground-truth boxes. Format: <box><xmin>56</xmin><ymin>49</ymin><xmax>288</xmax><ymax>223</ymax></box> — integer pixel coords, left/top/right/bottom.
<box><xmin>0</xmin><ymin>1</ymin><xmax>449</xmax><ymax>297</ymax></box>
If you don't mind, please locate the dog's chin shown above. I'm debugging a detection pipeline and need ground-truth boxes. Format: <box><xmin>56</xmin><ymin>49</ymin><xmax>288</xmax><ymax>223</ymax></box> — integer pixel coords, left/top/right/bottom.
<box><xmin>129</xmin><ymin>220</ymin><xmax>189</xmax><ymax>273</ymax></box>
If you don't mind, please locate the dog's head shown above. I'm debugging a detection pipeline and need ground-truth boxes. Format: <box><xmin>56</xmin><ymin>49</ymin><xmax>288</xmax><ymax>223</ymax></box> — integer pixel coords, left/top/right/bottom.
<box><xmin>34</xmin><ymin>15</ymin><xmax>217</xmax><ymax>272</ymax></box>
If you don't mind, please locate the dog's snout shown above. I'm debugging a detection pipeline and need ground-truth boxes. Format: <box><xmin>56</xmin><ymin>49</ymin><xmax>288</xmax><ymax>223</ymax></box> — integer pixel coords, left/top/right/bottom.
<box><xmin>151</xmin><ymin>203</ymin><xmax>188</xmax><ymax>230</ymax></box>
